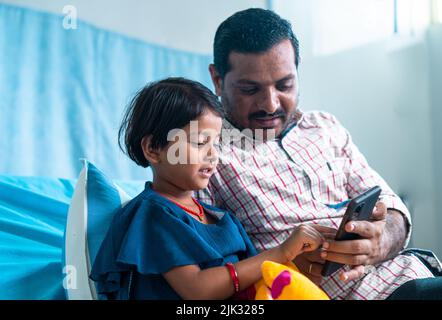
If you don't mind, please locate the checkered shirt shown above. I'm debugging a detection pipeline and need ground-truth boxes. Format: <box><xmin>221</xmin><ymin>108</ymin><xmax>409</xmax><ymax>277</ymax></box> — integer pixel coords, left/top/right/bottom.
<box><xmin>196</xmin><ymin>110</ymin><xmax>434</xmax><ymax>300</ymax></box>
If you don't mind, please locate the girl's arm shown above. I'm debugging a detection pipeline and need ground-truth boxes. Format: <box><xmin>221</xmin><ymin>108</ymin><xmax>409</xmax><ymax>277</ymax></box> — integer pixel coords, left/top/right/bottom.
<box><xmin>163</xmin><ymin>224</ymin><xmax>326</xmax><ymax>300</ymax></box>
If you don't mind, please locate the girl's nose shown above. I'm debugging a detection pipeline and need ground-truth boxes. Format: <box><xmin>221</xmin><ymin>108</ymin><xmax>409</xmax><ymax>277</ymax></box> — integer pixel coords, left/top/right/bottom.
<box><xmin>205</xmin><ymin>144</ymin><xmax>219</xmax><ymax>163</ymax></box>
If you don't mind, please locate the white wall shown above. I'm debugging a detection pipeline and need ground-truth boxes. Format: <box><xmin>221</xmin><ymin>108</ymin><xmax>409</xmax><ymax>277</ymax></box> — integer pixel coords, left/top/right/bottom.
<box><xmin>309</xmin><ymin>38</ymin><xmax>437</xmax><ymax>253</ymax></box>
<box><xmin>427</xmin><ymin>25</ymin><xmax>442</xmax><ymax>252</ymax></box>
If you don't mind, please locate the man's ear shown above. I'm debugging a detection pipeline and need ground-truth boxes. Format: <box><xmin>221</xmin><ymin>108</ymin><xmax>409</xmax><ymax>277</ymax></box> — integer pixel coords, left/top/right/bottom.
<box><xmin>209</xmin><ymin>64</ymin><xmax>223</xmax><ymax>96</ymax></box>
<box><xmin>141</xmin><ymin>136</ymin><xmax>160</xmax><ymax>164</ymax></box>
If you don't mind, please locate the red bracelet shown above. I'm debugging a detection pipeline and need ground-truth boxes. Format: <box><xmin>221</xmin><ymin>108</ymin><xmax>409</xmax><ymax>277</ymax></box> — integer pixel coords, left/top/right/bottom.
<box><xmin>225</xmin><ymin>262</ymin><xmax>240</xmax><ymax>293</ymax></box>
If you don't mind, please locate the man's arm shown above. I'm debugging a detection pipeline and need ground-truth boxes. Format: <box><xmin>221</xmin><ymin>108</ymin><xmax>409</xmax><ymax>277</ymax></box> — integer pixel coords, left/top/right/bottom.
<box><xmin>382</xmin><ymin>209</ymin><xmax>409</xmax><ymax>261</ymax></box>
<box><xmin>327</xmin><ymin>115</ymin><xmax>412</xmax><ymax>276</ymax></box>
<box><xmin>295</xmin><ymin>114</ymin><xmax>413</xmax><ymax>283</ymax></box>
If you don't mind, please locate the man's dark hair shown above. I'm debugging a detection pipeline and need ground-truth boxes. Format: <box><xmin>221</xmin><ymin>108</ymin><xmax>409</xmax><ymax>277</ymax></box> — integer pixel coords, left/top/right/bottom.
<box><xmin>118</xmin><ymin>77</ymin><xmax>224</xmax><ymax>168</ymax></box>
<box><xmin>213</xmin><ymin>8</ymin><xmax>300</xmax><ymax>79</ymax></box>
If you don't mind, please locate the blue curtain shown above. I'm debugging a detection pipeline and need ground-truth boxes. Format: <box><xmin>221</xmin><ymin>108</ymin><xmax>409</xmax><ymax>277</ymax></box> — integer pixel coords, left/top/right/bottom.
<box><xmin>0</xmin><ymin>3</ymin><xmax>213</xmax><ymax>300</ymax></box>
<box><xmin>0</xmin><ymin>3</ymin><xmax>213</xmax><ymax>180</ymax></box>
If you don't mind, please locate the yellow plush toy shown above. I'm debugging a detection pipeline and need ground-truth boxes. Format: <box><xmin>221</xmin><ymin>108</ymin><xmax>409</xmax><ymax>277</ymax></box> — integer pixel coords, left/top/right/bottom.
<box><xmin>254</xmin><ymin>261</ymin><xmax>330</xmax><ymax>300</ymax></box>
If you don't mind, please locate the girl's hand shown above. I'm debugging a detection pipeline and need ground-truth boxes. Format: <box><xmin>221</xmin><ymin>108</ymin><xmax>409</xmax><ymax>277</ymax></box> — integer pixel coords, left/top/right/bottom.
<box><xmin>280</xmin><ymin>224</ymin><xmax>328</xmax><ymax>262</ymax></box>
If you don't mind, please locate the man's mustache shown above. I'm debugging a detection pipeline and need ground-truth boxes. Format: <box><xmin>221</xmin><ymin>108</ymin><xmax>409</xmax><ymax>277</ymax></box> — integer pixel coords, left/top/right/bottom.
<box><xmin>249</xmin><ymin>110</ymin><xmax>286</xmax><ymax>120</ymax></box>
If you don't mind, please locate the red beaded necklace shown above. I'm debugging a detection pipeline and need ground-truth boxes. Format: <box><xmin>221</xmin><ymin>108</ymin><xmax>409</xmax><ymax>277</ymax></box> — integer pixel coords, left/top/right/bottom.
<box><xmin>167</xmin><ymin>197</ymin><xmax>204</xmax><ymax>222</ymax></box>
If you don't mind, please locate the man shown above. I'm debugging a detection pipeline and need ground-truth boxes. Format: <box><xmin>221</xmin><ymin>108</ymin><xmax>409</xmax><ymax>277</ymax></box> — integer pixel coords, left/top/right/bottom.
<box><xmin>197</xmin><ymin>8</ymin><xmax>441</xmax><ymax>299</ymax></box>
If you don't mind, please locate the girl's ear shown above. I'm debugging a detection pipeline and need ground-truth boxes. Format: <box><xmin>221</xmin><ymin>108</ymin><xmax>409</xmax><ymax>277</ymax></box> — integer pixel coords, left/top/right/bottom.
<box><xmin>141</xmin><ymin>136</ymin><xmax>160</xmax><ymax>164</ymax></box>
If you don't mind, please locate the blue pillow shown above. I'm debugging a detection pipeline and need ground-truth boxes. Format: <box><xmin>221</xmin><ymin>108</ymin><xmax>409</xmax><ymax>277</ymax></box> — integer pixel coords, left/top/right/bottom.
<box><xmin>63</xmin><ymin>160</ymin><xmax>147</xmax><ymax>300</ymax></box>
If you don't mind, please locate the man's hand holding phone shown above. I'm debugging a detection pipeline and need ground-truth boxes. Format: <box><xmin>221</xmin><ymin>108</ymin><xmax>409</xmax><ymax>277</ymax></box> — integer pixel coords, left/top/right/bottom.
<box><xmin>321</xmin><ymin>201</ymin><xmax>388</xmax><ymax>282</ymax></box>
<box><xmin>294</xmin><ymin>187</ymin><xmax>389</xmax><ymax>284</ymax></box>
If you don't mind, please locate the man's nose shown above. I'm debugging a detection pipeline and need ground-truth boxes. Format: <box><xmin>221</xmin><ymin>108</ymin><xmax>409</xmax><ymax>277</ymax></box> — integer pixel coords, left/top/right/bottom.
<box><xmin>259</xmin><ymin>88</ymin><xmax>280</xmax><ymax>115</ymax></box>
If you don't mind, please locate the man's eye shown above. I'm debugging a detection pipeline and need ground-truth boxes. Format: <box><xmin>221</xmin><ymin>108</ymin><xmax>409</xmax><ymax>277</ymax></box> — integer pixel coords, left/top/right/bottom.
<box><xmin>277</xmin><ymin>84</ymin><xmax>293</xmax><ymax>92</ymax></box>
<box><xmin>240</xmin><ymin>87</ymin><xmax>258</xmax><ymax>95</ymax></box>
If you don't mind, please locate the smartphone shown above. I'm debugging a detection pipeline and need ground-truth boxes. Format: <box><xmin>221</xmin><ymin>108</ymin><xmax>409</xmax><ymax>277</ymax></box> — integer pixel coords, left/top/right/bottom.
<box><xmin>321</xmin><ymin>186</ymin><xmax>382</xmax><ymax>277</ymax></box>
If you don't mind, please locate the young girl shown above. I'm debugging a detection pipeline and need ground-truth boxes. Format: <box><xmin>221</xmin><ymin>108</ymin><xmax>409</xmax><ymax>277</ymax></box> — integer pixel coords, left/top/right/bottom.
<box><xmin>90</xmin><ymin>77</ymin><xmax>328</xmax><ymax>300</ymax></box>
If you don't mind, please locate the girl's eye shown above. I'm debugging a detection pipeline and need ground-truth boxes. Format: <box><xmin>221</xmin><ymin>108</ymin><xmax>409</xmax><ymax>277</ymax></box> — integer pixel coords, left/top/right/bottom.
<box><xmin>190</xmin><ymin>141</ymin><xmax>206</xmax><ymax>147</ymax></box>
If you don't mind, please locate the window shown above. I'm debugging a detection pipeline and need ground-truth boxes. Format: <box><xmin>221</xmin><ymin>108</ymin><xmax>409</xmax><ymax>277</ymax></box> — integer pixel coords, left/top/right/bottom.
<box><xmin>312</xmin><ymin>0</ymin><xmax>395</xmax><ymax>55</ymax></box>
<box><xmin>312</xmin><ymin>0</ymin><xmax>439</xmax><ymax>56</ymax></box>
<box><xmin>395</xmin><ymin>0</ymin><xmax>431</xmax><ymax>35</ymax></box>
<box><xmin>431</xmin><ymin>0</ymin><xmax>442</xmax><ymax>23</ymax></box>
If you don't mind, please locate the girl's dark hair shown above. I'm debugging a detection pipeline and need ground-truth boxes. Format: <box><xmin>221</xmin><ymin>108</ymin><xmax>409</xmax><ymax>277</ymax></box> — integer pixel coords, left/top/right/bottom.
<box><xmin>213</xmin><ymin>8</ymin><xmax>300</xmax><ymax>79</ymax></box>
<box><xmin>118</xmin><ymin>77</ymin><xmax>224</xmax><ymax>167</ymax></box>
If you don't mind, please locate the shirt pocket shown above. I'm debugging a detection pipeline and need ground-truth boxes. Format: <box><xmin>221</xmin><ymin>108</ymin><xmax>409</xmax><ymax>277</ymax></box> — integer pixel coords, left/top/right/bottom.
<box><xmin>304</xmin><ymin>156</ymin><xmax>348</xmax><ymax>204</ymax></box>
